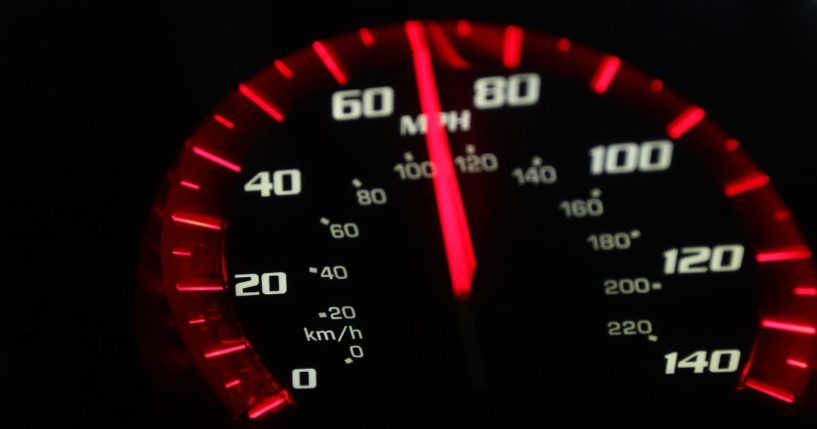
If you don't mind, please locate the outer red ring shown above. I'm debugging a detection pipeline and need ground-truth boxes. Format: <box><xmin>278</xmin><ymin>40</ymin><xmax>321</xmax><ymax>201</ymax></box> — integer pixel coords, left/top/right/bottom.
<box><xmin>151</xmin><ymin>20</ymin><xmax>817</xmax><ymax>419</ymax></box>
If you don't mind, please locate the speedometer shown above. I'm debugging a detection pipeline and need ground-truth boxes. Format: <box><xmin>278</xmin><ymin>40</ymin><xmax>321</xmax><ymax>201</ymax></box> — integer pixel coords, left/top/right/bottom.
<box><xmin>142</xmin><ymin>20</ymin><xmax>817</xmax><ymax>426</ymax></box>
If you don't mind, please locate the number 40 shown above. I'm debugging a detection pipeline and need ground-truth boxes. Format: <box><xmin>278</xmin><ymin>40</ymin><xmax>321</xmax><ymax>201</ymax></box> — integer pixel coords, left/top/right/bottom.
<box><xmin>244</xmin><ymin>169</ymin><xmax>302</xmax><ymax>197</ymax></box>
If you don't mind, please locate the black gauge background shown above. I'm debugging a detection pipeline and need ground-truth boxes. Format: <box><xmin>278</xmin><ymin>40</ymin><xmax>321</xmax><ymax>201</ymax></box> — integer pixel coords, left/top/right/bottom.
<box><xmin>3</xmin><ymin>1</ymin><xmax>817</xmax><ymax>427</ymax></box>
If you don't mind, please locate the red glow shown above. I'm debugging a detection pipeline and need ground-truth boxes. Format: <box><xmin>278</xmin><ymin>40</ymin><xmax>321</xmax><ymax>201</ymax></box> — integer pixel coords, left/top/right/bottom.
<box><xmin>649</xmin><ymin>79</ymin><xmax>663</xmax><ymax>93</ymax></box>
<box><xmin>170</xmin><ymin>212</ymin><xmax>223</xmax><ymax>231</ymax></box>
<box><xmin>794</xmin><ymin>286</ymin><xmax>817</xmax><ymax>296</ymax></box>
<box><xmin>760</xmin><ymin>318</ymin><xmax>816</xmax><ymax>335</ymax></box>
<box><xmin>787</xmin><ymin>358</ymin><xmax>809</xmax><ymax>369</ymax></box>
<box><xmin>774</xmin><ymin>210</ymin><xmax>792</xmax><ymax>221</ymax></box>
<box><xmin>176</xmin><ymin>283</ymin><xmax>224</xmax><ymax>292</ymax></box>
<box><xmin>724</xmin><ymin>173</ymin><xmax>769</xmax><ymax>197</ymax></box>
<box><xmin>725</xmin><ymin>138</ymin><xmax>740</xmax><ymax>151</ymax></box>
<box><xmin>274</xmin><ymin>60</ymin><xmax>294</xmax><ymax>79</ymax></box>
<box><xmin>502</xmin><ymin>25</ymin><xmax>523</xmax><ymax>69</ymax></box>
<box><xmin>428</xmin><ymin>23</ymin><xmax>470</xmax><ymax>69</ymax></box>
<box><xmin>456</xmin><ymin>20</ymin><xmax>471</xmax><ymax>37</ymax></box>
<box><xmin>756</xmin><ymin>247</ymin><xmax>812</xmax><ymax>263</ymax></box>
<box><xmin>359</xmin><ymin>28</ymin><xmax>375</xmax><ymax>47</ymax></box>
<box><xmin>238</xmin><ymin>84</ymin><xmax>285</xmax><ymax>122</ymax></box>
<box><xmin>744</xmin><ymin>379</ymin><xmax>795</xmax><ymax>403</ymax></box>
<box><xmin>213</xmin><ymin>114</ymin><xmax>235</xmax><ymax>129</ymax></box>
<box><xmin>312</xmin><ymin>41</ymin><xmax>348</xmax><ymax>85</ymax></box>
<box><xmin>666</xmin><ymin>106</ymin><xmax>705</xmax><ymax>139</ymax></box>
<box><xmin>188</xmin><ymin>317</ymin><xmax>207</xmax><ymax>325</ymax></box>
<box><xmin>247</xmin><ymin>392</ymin><xmax>290</xmax><ymax>419</ymax></box>
<box><xmin>192</xmin><ymin>146</ymin><xmax>242</xmax><ymax>173</ymax></box>
<box><xmin>171</xmin><ymin>248</ymin><xmax>192</xmax><ymax>256</ymax></box>
<box><xmin>224</xmin><ymin>379</ymin><xmax>242</xmax><ymax>388</ymax></box>
<box><xmin>204</xmin><ymin>342</ymin><xmax>248</xmax><ymax>359</ymax></box>
<box><xmin>180</xmin><ymin>180</ymin><xmax>201</xmax><ymax>190</ymax></box>
<box><xmin>590</xmin><ymin>55</ymin><xmax>621</xmax><ymax>94</ymax></box>
<box><xmin>406</xmin><ymin>21</ymin><xmax>477</xmax><ymax>301</ymax></box>
<box><xmin>556</xmin><ymin>38</ymin><xmax>571</xmax><ymax>52</ymax></box>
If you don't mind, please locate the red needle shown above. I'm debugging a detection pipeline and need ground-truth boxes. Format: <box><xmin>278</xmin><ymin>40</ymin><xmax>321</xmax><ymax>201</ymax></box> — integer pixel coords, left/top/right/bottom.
<box><xmin>406</xmin><ymin>21</ymin><xmax>477</xmax><ymax>301</ymax></box>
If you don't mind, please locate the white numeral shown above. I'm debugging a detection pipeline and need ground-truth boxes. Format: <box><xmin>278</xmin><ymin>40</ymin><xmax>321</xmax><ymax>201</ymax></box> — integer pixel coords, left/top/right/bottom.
<box><xmin>332</xmin><ymin>87</ymin><xmax>394</xmax><ymax>121</ymax></box>
<box><xmin>590</xmin><ymin>140</ymin><xmax>673</xmax><ymax>175</ymax></box>
<box><xmin>356</xmin><ymin>189</ymin><xmax>388</xmax><ymax>206</ymax></box>
<box><xmin>244</xmin><ymin>170</ymin><xmax>302</xmax><ymax>197</ymax></box>
<box><xmin>664</xmin><ymin>350</ymin><xmax>740</xmax><ymax>374</ymax></box>
<box><xmin>330</xmin><ymin>223</ymin><xmax>360</xmax><ymax>239</ymax></box>
<box><xmin>474</xmin><ymin>73</ymin><xmax>541</xmax><ymax>109</ymax></box>
<box><xmin>663</xmin><ymin>245</ymin><xmax>744</xmax><ymax>275</ymax></box>
<box><xmin>292</xmin><ymin>368</ymin><xmax>317</xmax><ymax>389</ymax></box>
<box><xmin>607</xmin><ymin>320</ymin><xmax>653</xmax><ymax>336</ymax></box>
<box><xmin>320</xmin><ymin>265</ymin><xmax>348</xmax><ymax>280</ymax></box>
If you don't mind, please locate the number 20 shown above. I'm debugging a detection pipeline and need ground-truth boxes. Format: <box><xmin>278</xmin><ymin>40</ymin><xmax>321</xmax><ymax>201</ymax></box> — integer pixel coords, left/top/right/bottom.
<box><xmin>234</xmin><ymin>272</ymin><xmax>288</xmax><ymax>297</ymax></box>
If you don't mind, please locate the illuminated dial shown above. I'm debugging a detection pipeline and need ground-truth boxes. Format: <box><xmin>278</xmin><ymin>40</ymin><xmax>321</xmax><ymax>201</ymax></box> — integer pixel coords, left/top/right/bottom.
<box><xmin>151</xmin><ymin>21</ymin><xmax>817</xmax><ymax>427</ymax></box>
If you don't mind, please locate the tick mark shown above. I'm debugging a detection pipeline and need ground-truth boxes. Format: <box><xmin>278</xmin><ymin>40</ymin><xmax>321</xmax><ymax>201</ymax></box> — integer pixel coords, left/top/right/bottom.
<box><xmin>204</xmin><ymin>342</ymin><xmax>248</xmax><ymax>359</ymax></box>
<box><xmin>192</xmin><ymin>146</ymin><xmax>241</xmax><ymax>173</ymax></box>
<box><xmin>428</xmin><ymin>23</ymin><xmax>470</xmax><ymax>69</ymax></box>
<box><xmin>176</xmin><ymin>283</ymin><xmax>224</xmax><ymax>292</ymax></box>
<box><xmin>756</xmin><ymin>247</ymin><xmax>812</xmax><ymax>263</ymax></box>
<box><xmin>744</xmin><ymin>379</ymin><xmax>795</xmax><ymax>403</ymax></box>
<box><xmin>774</xmin><ymin>210</ymin><xmax>792</xmax><ymax>221</ymax></box>
<box><xmin>313</xmin><ymin>41</ymin><xmax>348</xmax><ymax>85</ymax></box>
<box><xmin>213</xmin><ymin>114</ymin><xmax>235</xmax><ymax>129</ymax></box>
<box><xmin>456</xmin><ymin>20</ymin><xmax>471</xmax><ymax>37</ymax></box>
<box><xmin>247</xmin><ymin>392</ymin><xmax>290</xmax><ymax>419</ymax></box>
<box><xmin>180</xmin><ymin>180</ymin><xmax>201</xmax><ymax>190</ymax></box>
<box><xmin>502</xmin><ymin>25</ymin><xmax>523</xmax><ymax>69</ymax></box>
<box><xmin>171</xmin><ymin>212</ymin><xmax>223</xmax><ymax>231</ymax></box>
<box><xmin>239</xmin><ymin>84</ymin><xmax>285</xmax><ymax>122</ymax></box>
<box><xmin>760</xmin><ymin>318</ymin><xmax>816</xmax><ymax>335</ymax></box>
<box><xmin>274</xmin><ymin>60</ymin><xmax>294</xmax><ymax>79</ymax></box>
<box><xmin>359</xmin><ymin>28</ymin><xmax>375</xmax><ymax>47</ymax></box>
<box><xmin>556</xmin><ymin>38</ymin><xmax>571</xmax><ymax>53</ymax></box>
<box><xmin>172</xmin><ymin>248</ymin><xmax>192</xmax><ymax>257</ymax></box>
<box><xmin>794</xmin><ymin>286</ymin><xmax>817</xmax><ymax>296</ymax></box>
<box><xmin>666</xmin><ymin>106</ymin><xmax>705</xmax><ymax>139</ymax></box>
<box><xmin>590</xmin><ymin>55</ymin><xmax>621</xmax><ymax>94</ymax></box>
<box><xmin>786</xmin><ymin>358</ymin><xmax>809</xmax><ymax>369</ymax></box>
<box><xmin>724</xmin><ymin>174</ymin><xmax>769</xmax><ymax>197</ymax></box>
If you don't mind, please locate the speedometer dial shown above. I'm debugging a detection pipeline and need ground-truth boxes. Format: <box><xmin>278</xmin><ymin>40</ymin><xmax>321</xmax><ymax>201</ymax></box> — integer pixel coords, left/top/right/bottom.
<box><xmin>147</xmin><ymin>21</ymin><xmax>817</xmax><ymax>427</ymax></box>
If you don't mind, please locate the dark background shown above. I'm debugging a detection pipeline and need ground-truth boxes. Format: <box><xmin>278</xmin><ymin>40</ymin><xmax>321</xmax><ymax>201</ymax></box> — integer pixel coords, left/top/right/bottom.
<box><xmin>3</xmin><ymin>0</ymin><xmax>817</xmax><ymax>426</ymax></box>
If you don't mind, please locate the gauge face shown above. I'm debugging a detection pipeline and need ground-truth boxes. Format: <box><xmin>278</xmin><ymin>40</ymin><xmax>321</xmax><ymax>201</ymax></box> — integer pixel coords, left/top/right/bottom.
<box><xmin>156</xmin><ymin>21</ymin><xmax>817</xmax><ymax>426</ymax></box>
